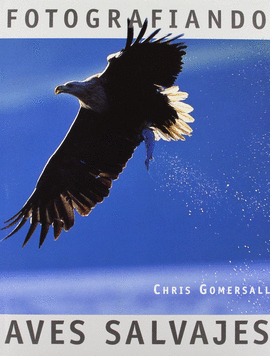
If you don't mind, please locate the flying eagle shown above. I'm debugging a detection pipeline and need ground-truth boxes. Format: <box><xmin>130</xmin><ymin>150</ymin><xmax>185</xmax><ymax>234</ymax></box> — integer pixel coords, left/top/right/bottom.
<box><xmin>3</xmin><ymin>19</ymin><xmax>194</xmax><ymax>248</ymax></box>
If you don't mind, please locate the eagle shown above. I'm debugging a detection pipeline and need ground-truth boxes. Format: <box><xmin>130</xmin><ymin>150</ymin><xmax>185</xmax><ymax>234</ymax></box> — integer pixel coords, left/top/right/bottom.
<box><xmin>3</xmin><ymin>19</ymin><xmax>194</xmax><ymax>248</ymax></box>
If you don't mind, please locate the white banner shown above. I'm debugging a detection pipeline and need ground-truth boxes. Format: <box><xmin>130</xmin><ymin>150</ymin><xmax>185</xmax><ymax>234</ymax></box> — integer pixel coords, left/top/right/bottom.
<box><xmin>0</xmin><ymin>315</ymin><xmax>270</xmax><ymax>356</ymax></box>
<box><xmin>0</xmin><ymin>0</ymin><xmax>269</xmax><ymax>39</ymax></box>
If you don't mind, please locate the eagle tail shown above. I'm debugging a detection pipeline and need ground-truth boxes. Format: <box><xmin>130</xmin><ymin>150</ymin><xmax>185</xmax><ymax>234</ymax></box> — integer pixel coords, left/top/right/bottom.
<box><xmin>152</xmin><ymin>86</ymin><xmax>195</xmax><ymax>141</ymax></box>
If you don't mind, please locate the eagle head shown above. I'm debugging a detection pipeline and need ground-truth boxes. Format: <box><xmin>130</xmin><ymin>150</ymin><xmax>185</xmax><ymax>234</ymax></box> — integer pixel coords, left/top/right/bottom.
<box><xmin>54</xmin><ymin>75</ymin><xmax>108</xmax><ymax>113</ymax></box>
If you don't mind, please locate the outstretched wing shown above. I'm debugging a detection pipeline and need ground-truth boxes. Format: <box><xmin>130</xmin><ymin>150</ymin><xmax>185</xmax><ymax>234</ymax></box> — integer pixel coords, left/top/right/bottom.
<box><xmin>3</xmin><ymin>108</ymin><xmax>139</xmax><ymax>247</ymax></box>
<box><xmin>101</xmin><ymin>19</ymin><xmax>187</xmax><ymax>90</ymax></box>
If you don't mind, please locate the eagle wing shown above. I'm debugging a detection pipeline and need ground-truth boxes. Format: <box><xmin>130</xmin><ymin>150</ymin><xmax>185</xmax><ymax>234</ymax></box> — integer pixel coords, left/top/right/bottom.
<box><xmin>101</xmin><ymin>19</ymin><xmax>187</xmax><ymax>91</ymax></box>
<box><xmin>3</xmin><ymin>108</ymin><xmax>139</xmax><ymax>247</ymax></box>
<box><xmin>99</xmin><ymin>19</ymin><xmax>191</xmax><ymax>140</ymax></box>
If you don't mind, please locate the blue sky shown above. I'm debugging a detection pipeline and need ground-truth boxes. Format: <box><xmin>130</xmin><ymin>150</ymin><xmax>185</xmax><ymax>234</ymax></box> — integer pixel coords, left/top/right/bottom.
<box><xmin>0</xmin><ymin>38</ymin><xmax>269</xmax><ymax>273</ymax></box>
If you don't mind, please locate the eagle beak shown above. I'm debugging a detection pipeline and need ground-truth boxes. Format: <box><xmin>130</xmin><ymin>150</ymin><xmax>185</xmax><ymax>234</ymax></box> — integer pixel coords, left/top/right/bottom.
<box><xmin>54</xmin><ymin>85</ymin><xmax>65</xmax><ymax>95</ymax></box>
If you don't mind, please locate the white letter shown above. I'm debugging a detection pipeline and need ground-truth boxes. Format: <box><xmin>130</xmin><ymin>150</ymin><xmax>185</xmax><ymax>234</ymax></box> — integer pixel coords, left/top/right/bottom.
<box><xmin>218</xmin><ymin>287</ymin><xmax>225</xmax><ymax>294</ymax></box>
<box><xmin>200</xmin><ymin>284</ymin><xmax>207</xmax><ymax>295</ymax></box>
<box><xmin>163</xmin><ymin>286</ymin><xmax>169</xmax><ymax>294</ymax></box>
<box><xmin>154</xmin><ymin>284</ymin><xmax>160</xmax><ymax>295</ymax></box>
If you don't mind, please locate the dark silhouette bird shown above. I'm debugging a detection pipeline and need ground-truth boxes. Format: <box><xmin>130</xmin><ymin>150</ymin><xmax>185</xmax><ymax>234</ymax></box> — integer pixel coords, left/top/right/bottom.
<box><xmin>2</xmin><ymin>19</ymin><xmax>194</xmax><ymax>248</ymax></box>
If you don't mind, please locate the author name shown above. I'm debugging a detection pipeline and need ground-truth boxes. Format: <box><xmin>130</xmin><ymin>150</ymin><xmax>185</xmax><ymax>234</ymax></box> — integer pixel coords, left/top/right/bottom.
<box><xmin>154</xmin><ymin>284</ymin><xmax>270</xmax><ymax>295</ymax></box>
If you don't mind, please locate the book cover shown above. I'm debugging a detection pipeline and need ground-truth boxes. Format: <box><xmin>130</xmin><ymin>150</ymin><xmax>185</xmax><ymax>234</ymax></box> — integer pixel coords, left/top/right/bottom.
<box><xmin>0</xmin><ymin>1</ymin><xmax>269</xmax><ymax>354</ymax></box>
